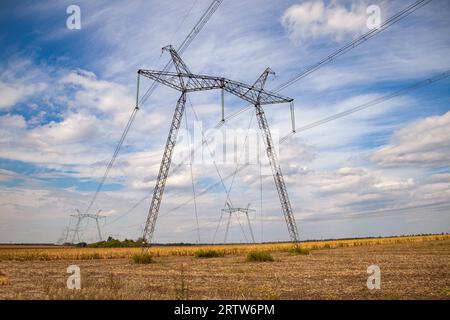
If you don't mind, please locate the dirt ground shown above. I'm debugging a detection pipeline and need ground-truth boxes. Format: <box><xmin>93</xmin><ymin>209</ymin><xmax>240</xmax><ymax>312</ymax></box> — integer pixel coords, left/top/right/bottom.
<box><xmin>0</xmin><ymin>239</ymin><xmax>449</xmax><ymax>300</ymax></box>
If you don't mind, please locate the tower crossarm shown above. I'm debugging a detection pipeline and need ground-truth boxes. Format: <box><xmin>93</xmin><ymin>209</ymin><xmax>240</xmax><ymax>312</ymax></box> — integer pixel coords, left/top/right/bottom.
<box><xmin>222</xmin><ymin>78</ymin><xmax>292</xmax><ymax>105</ymax></box>
<box><xmin>138</xmin><ymin>69</ymin><xmax>292</xmax><ymax>105</ymax></box>
<box><xmin>223</xmin><ymin>207</ymin><xmax>256</xmax><ymax>214</ymax></box>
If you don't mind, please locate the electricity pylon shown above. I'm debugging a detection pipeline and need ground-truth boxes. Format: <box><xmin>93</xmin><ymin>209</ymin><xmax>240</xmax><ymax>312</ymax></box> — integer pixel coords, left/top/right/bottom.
<box><xmin>70</xmin><ymin>209</ymin><xmax>106</xmax><ymax>243</ymax></box>
<box><xmin>222</xmin><ymin>203</ymin><xmax>256</xmax><ymax>243</ymax></box>
<box><xmin>140</xmin><ymin>45</ymin><xmax>299</xmax><ymax>245</ymax></box>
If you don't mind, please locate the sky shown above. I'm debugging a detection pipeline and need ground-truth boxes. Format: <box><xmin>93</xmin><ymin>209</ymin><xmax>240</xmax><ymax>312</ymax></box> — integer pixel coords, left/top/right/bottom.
<box><xmin>0</xmin><ymin>0</ymin><xmax>449</xmax><ymax>244</ymax></box>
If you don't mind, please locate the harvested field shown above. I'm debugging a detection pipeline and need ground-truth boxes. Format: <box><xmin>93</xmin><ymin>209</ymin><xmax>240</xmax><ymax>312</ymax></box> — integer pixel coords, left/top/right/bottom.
<box><xmin>0</xmin><ymin>235</ymin><xmax>446</xmax><ymax>261</ymax></box>
<box><xmin>0</xmin><ymin>236</ymin><xmax>449</xmax><ymax>300</ymax></box>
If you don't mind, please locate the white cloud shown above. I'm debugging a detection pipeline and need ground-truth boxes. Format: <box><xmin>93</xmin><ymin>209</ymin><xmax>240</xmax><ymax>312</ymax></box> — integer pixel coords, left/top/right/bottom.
<box><xmin>0</xmin><ymin>81</ymin><xmax>47</xmax><ymax>110</ymax></box>
<box><xmin>0</xmin><ymin>114</ymin><xmax>27</xmax><ymax>130</ymax></box>
<box><xmin>0</xmin><ymin>169</ymin><xmax>18</xmax><ymax>182</ymax></box>
<box><xmin>0</xmin><ymin>58</ymin><xmax>49</xmax><ymax>110</ymax></box>
<box><xmin>29</xmin><ymin>112</ymin><xmax>102</xmax><ymax>144</ymax></box>
<box><xmin>281</xmin><ymin>0</ymin><xmax>368</xmax><ymax>44</ymax></box>
<box><xmin>60</xmin><ymin>69</ymin><xmax>135</xmax><ymax>123</ymax></box>
<box><xmin>372</xmin><ymin>111</ymin><xmax>450</xmax><ymax>167</ymax></box>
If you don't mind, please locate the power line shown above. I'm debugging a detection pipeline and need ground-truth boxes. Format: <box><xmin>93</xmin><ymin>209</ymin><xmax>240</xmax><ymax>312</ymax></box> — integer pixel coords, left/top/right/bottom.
<box><xmin>152</xmin><ymin>70</ymin><xmax>450</xmax><ymax>225</ymax></box>
<box><xmin>102</xmin><ymin>88</ymin><xmax>235</xmax><ymax>232</ymax></box>
<box><xmin>80</xmin><ymin>0</ymin><xmax>224</xmax><ymax>216</ymax></box>
<box><xmin>217</xmin><ymin>0</ymin><xmax>433</xmax><ymax>125</ymax></box>
<box><xmin>168</xmin><ymin>0</ymin><xmax>199</xmax><ymax>46</ymax></box>
<box><xmin>104</xmin><ymin>194</ymin><xmax>149</xmax><ymax>227</ymax></box>
<box><xmin>84</xmin><ymin>105</ymin><xmax>139</xmax><ymax>215</ymax></box>
<box><xmin>139</xmin><ymin>0</ymin><xmax>224</xmax><ymax>106</ymax></box>
<box><xmin>161</xmin><ymin>0</ymin><xmax>432</xmax><ymax>185</ymax></box>
<box><xmin>87</xmin><ymin>0</ymin><xmax>434</xmax><ymax>239</ymax></box>
<box><xmin>159</xmin><ymin>165</ymin><xmax>249</xmax><ymax>219</ymax></box>
<box><xmin>185</xmin><ymin>101</ymin><xmax>201</xmax><ymax>243</ymax></box>
<box><xmin>280</xmin><ymin>69</ymin><xmax>450</xmax><ymax>143</ymax></box>
<box><xmin>212</xmin><ymin>111</ymin><xmax>255</xmax><ymax>242</ymax></box>
<box><xmin>302</xmin><ymin>201</ymin><xmax>450</xmax><ymax>223</ymax></box>
<box><xmin>101</xmin><ymin>98</ymin><xmax>232</xmax><ymax>231</ymax></box>
<box><xmin>275</xmin><ymin>0</ymin><xmax>432</xmax><ymax>92</ymax></box>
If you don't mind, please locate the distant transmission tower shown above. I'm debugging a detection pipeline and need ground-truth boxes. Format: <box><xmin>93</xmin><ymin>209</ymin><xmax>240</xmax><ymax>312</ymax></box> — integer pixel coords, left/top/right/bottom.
<box><xmin>70</xmin><ymin>209</ymin><xmax>106</xmax><ymax>243</ymax></box>
<box><xmin>222</xmin><ymin>203</ymin><xmax>256</xmax><ymax>243</ymax></box>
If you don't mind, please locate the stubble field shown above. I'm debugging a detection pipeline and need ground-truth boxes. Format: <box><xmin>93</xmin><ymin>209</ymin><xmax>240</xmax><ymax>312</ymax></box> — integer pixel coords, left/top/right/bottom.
<box><xmin>0</xmin><ymin>235</ymin><xmax>449</xmax><ymax>300</ymax></box>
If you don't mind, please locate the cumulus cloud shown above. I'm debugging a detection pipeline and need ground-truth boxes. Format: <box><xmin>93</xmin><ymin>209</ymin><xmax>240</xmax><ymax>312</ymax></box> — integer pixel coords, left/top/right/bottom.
<box><xmin>29</xmin><ymin>113</ymin><xmax>102</xmax><ymax>145</ymax></box>
<box><xmin>0</xmin><ymin>81</ymin><xmax>47</xmax><ymax>110</ymax></box>
<box><xmin>280</xmin><ymin>0</ymin><xmax>368</xmax><ymax>44</ymax></box>
<box><xmin>290</xmin><ymin>165</ymin><xmax>447</xmax><ymax>226</ymax></box>
<box><xmin>0</xmin><ymin>58</ymin><xmax>49</xmax><ymax>110</ymax></box>
<box><xmin>59</xmin><ymin>69</ymin><xmax>135</xmax><ymax>123</ymax></box>
<box><xmin>371</xmin><ymin>111</ymin><xmax>450</xmax><ymax>167</ymax></box>
<box><xmin>302</xmin><ymin>166</ymin><xmax>414</xmax><ymax>200</ymax></box>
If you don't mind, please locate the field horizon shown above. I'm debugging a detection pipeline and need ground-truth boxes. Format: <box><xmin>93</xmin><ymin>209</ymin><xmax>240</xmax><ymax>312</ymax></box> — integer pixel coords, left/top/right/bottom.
<box><xmin>1</xmin><ymin>232</ymin><xmax>448</xmax><ymax>247</ymax></box>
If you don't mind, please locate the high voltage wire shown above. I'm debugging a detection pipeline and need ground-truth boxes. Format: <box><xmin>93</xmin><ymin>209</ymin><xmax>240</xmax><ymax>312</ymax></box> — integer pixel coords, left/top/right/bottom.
<box><xmin>139</xmin><ymin>69</ymin><xmax>449</xmax><ymax>223</ymax></box>
<box><xmin>159</xmin><ymin>165</ymin><xmax>249</xmax><ymax>219</ymax></box>
<box><xmin>104</xmin><ymin>194</ymin><xmax>149</xmax><ymax>227</ymax></box>
<box><xmin>165</xmin><ymin>0</ymin><xmax>433</xmax><ymax>176</ymax></box>
<box><xmin>95</xmin><ymin>0</ymin><xmax>434</xmax><ymax>234</ymax></box>
<box><xmin>187</xmin><ymin>97</ymin><xmax>232</xmax><ymax>204</ymax></box>
<box><xmin>106</xmin><ymin>198</ymin><xmax>450</xmax><ymax>242</ymax></box>
<box><xmin>104</xmin><ymin>168</ymin><xmax>245</xmax><ymax>239</ymax></box>
<box><xmin>80</xmin><ymin>0</ymin><xmax>224</xmax><ymax>217</ymax></box>
<box><xmin>302</xmin><ymin>201</ymin><xmax>450</xmax><ymax>222</ymax></box>
<box><xmin>274</xmin><ymin>0</ymin><xmax>432</xmax><ymax>92</ymax></box>
<box><xmin>84</xmin><ymin>107</ymin><xmax>138</xmax><ymax>215</ymax></box>
<box><xmin>280</xmin><ymin>70</ymin><xmax>450</xmax><ymax>143</ymax></box>
<box><xmin>139</xmin><ymin>0</ymin><xmax>223</xmax><ymax>105</ymax></box>
<box><xmin>164</xmin><ymin>204</ymin><xmax>450</xmax><ymax>243</ymax></box>
<box><xmin>217</xmin><ymin>0</ymin><xmax>433</xmax><ymax>125</ymax></box>
<box><xmin>213</xmin><ymin>110</ymin><xmax>256</xmax><ymax>243</ymax></box>
<box><xmin>104</xmin><ymin>165</ymin><xmax>249</xmax><ymax>231</ymax></box>
<box><xmin>185</xmin><ymin>100</ymin><xmax>201</xmax><ymax>243</ymax></box>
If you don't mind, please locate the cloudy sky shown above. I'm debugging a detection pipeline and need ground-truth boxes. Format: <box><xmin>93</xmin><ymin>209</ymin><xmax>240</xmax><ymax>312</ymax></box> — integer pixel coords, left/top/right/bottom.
<box><xmin>0</xmin><ymin>0</ymin><xmax>449</xmax><ymax>244</ymax></box>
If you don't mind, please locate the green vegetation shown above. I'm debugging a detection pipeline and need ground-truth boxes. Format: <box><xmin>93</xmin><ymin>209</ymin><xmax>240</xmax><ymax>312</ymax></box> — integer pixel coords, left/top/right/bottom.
<box><xmin>288</xmin><ymin>246</ymin><xmax>311</xmax><ymax>255</ymax></box>
<box><xmin>132</xmin><ymin>252</ymin><xmax>154</xmax><ymax>264</ymax></box>
<box><xmin>246</xmin><ymin>250</ymin><xmax>274</xmax><ymax>262</ymax></box>
<box><xmin>194</xmin><ymin>249</ymin><xmax>225</xmax><ymax>258</ymax></box>
<box><xmin>88</xmin><ymin>237</ymin><xmax>145</xmax><ymax>248</ymax></box>
<box><xmin>174</xmin><ymin>264</ymin><xmax>189</xmax><ymax>300</ymax></box>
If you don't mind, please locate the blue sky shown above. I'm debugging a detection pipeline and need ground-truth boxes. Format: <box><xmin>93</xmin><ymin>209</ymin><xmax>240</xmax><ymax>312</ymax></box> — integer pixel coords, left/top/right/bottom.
<box><xmin>0</xmin><ymin>0</ymin><xmax>449</xmax><ymax>243</ymax></box>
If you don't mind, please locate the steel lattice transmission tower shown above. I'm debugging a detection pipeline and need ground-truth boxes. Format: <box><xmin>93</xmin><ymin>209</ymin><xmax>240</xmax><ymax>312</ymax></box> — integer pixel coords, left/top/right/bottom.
<box><xmin>222</xmin><ymin>203</ymin><xmax>256</xmax><ymax>243</ymax></box>
<box><xmin>139</xmin><ymin>45</ymin><xmax>299</xmax><ymax>244</ymax></box>
<box><xmin>70</xmin><ymin>209</ymin><xmax>106</xmax><ymax>243</ymax></box>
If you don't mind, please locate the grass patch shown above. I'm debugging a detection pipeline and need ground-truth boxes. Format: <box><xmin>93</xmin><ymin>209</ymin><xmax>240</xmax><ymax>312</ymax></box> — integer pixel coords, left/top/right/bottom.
<box><xmin>174</xmin><ymin>264</ymin><xmax>189</xmax><ymax>300</ymax></box>
<box><xmin>443</xmin><ymin>287</ymin><xmax>450</xmax><ymax>297</ymax></box>
<box><xmin>132</xmin><ymin>252</ymin><xmax>154</xmax><ymax>264</ymax></box>
<box><xmin>246</xmin><ymin>250</ymin><xmax>274</xmax><ymax>262</ymax></box>
<box><xmin>288</xmin><ymin>246</ymin><xmax>311</xmax><ymax>255</ymax></box>
<box><xmin>194</xmin><ymin>249</ymin><xmax>225</xmax><ymax>258</ymax></box>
